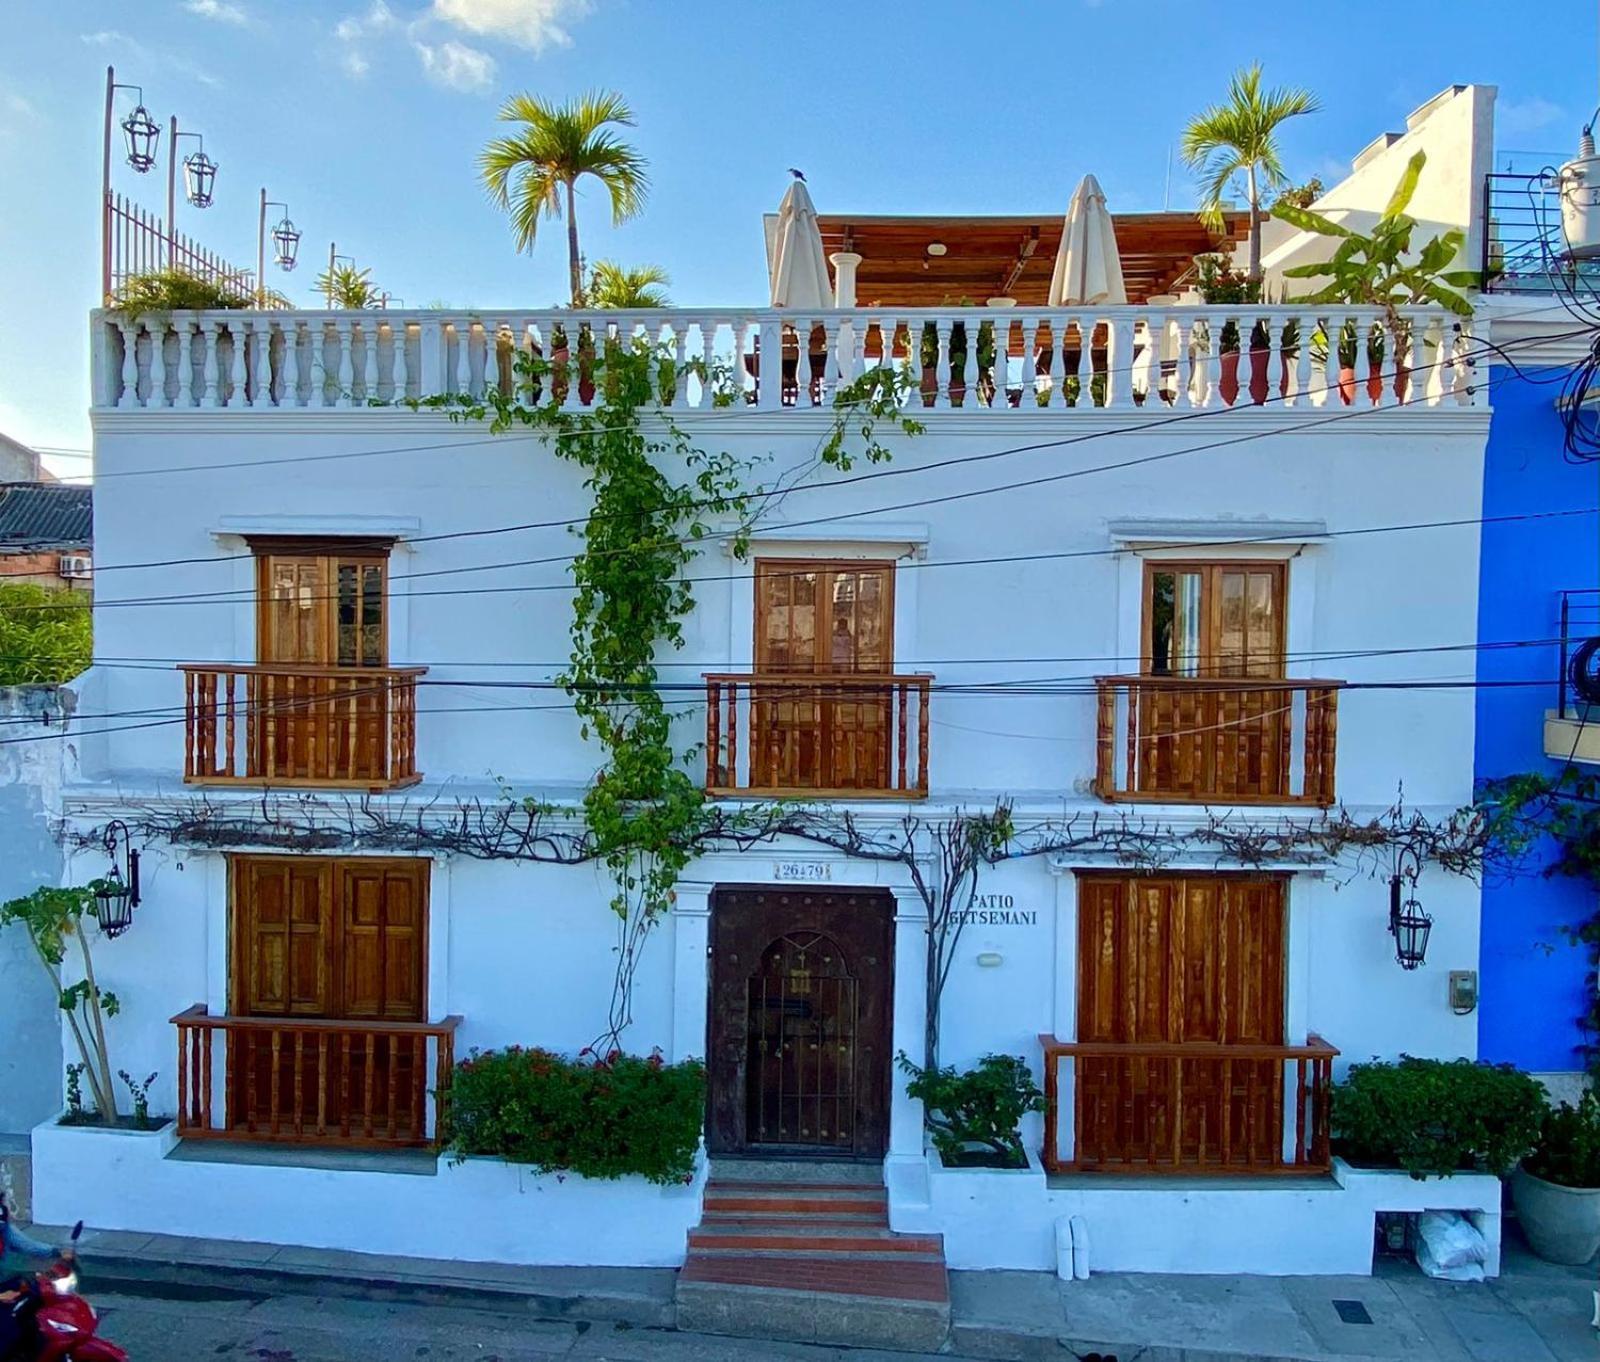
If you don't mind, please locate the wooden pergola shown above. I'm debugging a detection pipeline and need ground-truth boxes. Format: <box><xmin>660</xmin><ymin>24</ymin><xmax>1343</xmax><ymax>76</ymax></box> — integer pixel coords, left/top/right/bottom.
<box><xmin>812</xmin><ymin>211</ymin><xmax>1249</xmax><ymax>307</ymax></box>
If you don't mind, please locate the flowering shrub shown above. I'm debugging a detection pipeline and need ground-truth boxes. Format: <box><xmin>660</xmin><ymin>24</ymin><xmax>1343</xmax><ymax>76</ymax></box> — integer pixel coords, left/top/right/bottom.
<box><xmin>443</xmin><ymin>1045</ymin><xmax>704</xmax><ymax>1186</ymax></box>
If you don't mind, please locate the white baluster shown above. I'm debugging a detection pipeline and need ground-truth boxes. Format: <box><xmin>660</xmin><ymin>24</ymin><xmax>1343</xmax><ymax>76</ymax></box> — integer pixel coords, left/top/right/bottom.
<box><xmin>1401</xmin><ymin>314</ymin><xmax>1421</xmax><ymax>409</ymax></box>
<box><xmin>1325</xmin><ymin>315</ymin><xmax>1344</xmax><ymax>410</ymax></box>
<box><xmin>202</xmin><ymin>320</ymin><xmax>222</xmax><ymax>408</ymax></box>
<box><xmin>456</xmin><ymin>320</ymin><xmax>472</xmax><ymax>398</ymax></box>
<box><xmin>1294</xmin><ymin>313</ymin><xmax>1312</xmax><ymax>408</ymax></box>
<box><xmin>672</xmin><ymin>318</ymin><xmax>690</xmax><ymax>406</ymax></box>
<box><xmin>225</xmin><ymin>320</ymin><xmax>247</xmax><ymax>408</ymax></box>
<box><xmin>1452</xmin><ymin>321</ymin><xmax>1473</xmax><ymax>405</ymax></box>
<box><xmin>117</xmin><ymin>321</ymin><xmax>140</xmax><ymax>409</ymax></box>
<box><xmin>1197</xmin><ymin>315</ymin><xmax>1218</xmax><ymax>407</ymax></box>
<box><xmin>958</xmin><ymin>313</ymin><xmax>977</xmax><ymax>411</ymax></box>
<box><xmin>732</xmin><ymin>321</ymin><xmax>750</xmax><ymax>404</ymax></box>
<box><xmin>1258</xmin><ymin>311</ymin><xmax>1278</xmax><ymax>408</ymax></box>
<box><xmin>151</xmin><ymin>321</ymin><xmax>170</xmax><ymax>408</ymax></box>
<box><xmin>177</xmin><ymin>319</ymin><xmax>195</xmax><ymax>407</ymax></box>
<box><xmin>700</xmin><ymin>319</ymin><xmax>718</xmax><ymax>410</ymax></box>
<box><xmin>756</xmin><ymin>318</ymin><xmax>782</xmax><ymax>409</ymax></box>
<box><xmin>252</xmin><ymin>319</ymin><xmax>271</xmax><ymax>407</ymax></box>
<box><xmin>818</xmin><ymin>316</ymin><xmax>839</xmax><ymax>403</ymax></box>
<box><xmin>1030</xmin><ymin>318</ymin><xmax>1052</xmax><ymax>407</ymax></box>
<box><xmin>1424</xmin><ymin>318</ymin><xmax>1446</xmax><ymax>404</ymax></box>
<box><xmin>391</xmin><ymin>320</ymin><xmax>409</xmax><ymax>404</ymax></box>
<box><xmin>281</xmin><ymin>321</ymin><xmax>300</xmax><ymax>407</ymax></box>
<box><xmin>309</xmin><ymin>323</ymin><xmax>328</xmax><ymax>407</ymax></box>
<box><xmin>363</xmin><ymin>320</ymin><xmax>380</xmax><ymax>404</ymax></box>
<box><xmin>336</xmin><ymin>319</ymin><xmax>355</xmax><ymax>407</ymax></box>
<box><xmin>934</xmin><ymin>318</ymin><xmax>953</xmax><ymax>409</ymax></box>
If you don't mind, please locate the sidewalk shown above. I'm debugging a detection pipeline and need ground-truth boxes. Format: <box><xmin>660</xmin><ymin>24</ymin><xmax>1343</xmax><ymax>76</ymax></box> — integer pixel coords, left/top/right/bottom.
<box><xmin>27</xmin><ymin>1218</ymin><xmax>1599</xmax><ymax>1361</ymax></box>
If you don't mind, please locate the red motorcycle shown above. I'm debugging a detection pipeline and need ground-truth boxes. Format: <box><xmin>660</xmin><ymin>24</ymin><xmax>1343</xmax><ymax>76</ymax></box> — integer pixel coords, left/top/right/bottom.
<box><xmin>0</xmin><ymin>1199</ymin><xmax>126</xmax><ymax>1362</ymax></box>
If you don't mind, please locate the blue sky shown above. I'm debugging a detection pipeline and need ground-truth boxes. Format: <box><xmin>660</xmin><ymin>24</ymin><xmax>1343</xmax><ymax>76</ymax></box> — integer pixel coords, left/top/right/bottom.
<box><xmin>1</xmin><ymin>0</ymin><xmax>1595</xmax><ymax>467</ymax></box>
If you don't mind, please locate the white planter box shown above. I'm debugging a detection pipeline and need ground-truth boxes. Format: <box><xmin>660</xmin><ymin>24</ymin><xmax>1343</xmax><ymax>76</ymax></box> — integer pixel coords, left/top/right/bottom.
<box><xmin>32</xmin><ymin>1116</ymin><xmax>706</xmax><ymax>1267</ymax></box>
<box><xmin>891</xmin><ymin>1143</ymin><xmax>1053</xmax><ymax>1270</ymax></box>
<box><xmin>1333</xmin><ymin>1157</ymin><xmax>1504</xmax><ymax>1277</ymax></box>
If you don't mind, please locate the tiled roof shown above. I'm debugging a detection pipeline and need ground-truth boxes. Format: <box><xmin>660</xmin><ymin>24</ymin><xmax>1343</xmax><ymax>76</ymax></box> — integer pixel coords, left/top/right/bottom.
<box><xmin>0</xmin><ymin>483</ymin><xmax>93</xmax><ymax>551</ymax></box>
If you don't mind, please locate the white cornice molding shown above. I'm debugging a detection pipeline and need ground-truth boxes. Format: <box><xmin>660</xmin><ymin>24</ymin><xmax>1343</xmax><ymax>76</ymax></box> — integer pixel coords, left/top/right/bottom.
<box><xmin>212</xmin><ymin>513</ymin><xmax>423</xmax><ymax>540</ymax></box>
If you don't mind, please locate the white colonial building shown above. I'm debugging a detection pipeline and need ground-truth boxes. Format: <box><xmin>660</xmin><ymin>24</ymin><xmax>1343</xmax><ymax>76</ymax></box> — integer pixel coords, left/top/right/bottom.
<box><xmin>33</xmin><ymin>90</ymin><xmax>1510</xmax><ymax>1318</ymax></box>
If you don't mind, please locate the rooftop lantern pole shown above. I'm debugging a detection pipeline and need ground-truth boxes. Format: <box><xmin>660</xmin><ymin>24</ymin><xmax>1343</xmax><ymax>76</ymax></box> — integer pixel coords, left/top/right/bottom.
<box><xmin>257</xmin><ymin>189</ymin><xmax>300</xmax><ymax>306</ymax></box>
<box><xmin>166</xmin><ymin>118</ymin><xmax>218</xmax><ymax>266</ymax></box>
<box><xmin>101</xmin><ymin>65</ymin><xmax>162</xmax><ymax>302</ymax></box>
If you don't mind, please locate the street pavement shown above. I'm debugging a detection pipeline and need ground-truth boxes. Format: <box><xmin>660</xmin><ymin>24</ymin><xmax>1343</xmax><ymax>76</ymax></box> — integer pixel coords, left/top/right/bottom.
<box><xmin>88</xmin><ymin>1288</ymin><xmax>969</xmax><ymax>1362</ymax></box>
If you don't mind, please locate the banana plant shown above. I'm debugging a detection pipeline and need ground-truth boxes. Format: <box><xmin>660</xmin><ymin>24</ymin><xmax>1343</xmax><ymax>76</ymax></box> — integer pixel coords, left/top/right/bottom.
<box><xmin>1270</xmin><ymin>150</ymin><xmax>1480</xmax><ymax>327</ymax></box>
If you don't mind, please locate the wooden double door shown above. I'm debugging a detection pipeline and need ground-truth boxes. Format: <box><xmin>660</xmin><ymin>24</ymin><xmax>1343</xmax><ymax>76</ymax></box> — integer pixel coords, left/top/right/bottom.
<box><xmin>707</xmin><ymin>887</ymin><xmax>894</xmax><ymax>1158</ymax></box>
<box><xmin>752</xmin><ymin>559</ymin><xmax>896</xmax><ymax>792</ymax></box>
<box><xmin>1075</xmin><ymin>874</ymin><xmax>1287</xmax><ymax>1171</ymax></box>
<box><xmin>229</xmin><ymin>855</ymin><xmax>428</xmax><ymax>1139</ymax></box>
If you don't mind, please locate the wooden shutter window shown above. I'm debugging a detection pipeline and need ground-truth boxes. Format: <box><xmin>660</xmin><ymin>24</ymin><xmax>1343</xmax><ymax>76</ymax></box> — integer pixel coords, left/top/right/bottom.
<box><xmin>1144</xmin><ymin>562</ymin><xmax>1285</xmax><ymax>680</ymax></box>
<box><xmin>251</xmin><ymin>539</ymin><xmax>392</xmax><ymax>669</ymax></box>
<box><xmin>755</xmin><ymin>559</ymin><xmax>895</xmax><ymax>675</ymax></box>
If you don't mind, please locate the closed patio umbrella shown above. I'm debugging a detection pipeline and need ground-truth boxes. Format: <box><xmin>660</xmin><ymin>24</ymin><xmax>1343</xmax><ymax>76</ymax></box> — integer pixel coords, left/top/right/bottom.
<box><xmin>1048</xmin><ymin>174</ymin><xmax>1127</xmax><ymax>307</ymax></box>
<box><xmin>769</xmin><ymin>176</ymin><xmax>832</xmax><ymax>309</ymax></box>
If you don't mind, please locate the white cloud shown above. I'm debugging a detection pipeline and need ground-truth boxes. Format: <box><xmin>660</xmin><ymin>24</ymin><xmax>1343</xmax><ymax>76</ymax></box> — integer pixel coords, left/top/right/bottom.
<box><xmin>413</xmin><ymin>38</ymin><xmax>496</xmax><ymax>92</ymax></box>
<box><xmin>183</xmin><ymin>0</ymin><xmax>249</xmax><ymax>25</ymax></box>
<box><xmin>1499</xmin><ymin>95</ymin><xmax>1564</xmax><ymax>140</ymax></box>
<box><xmin>81</xmin><ymin>29</ymin><xmax>221</xmax><ymax>87</ymax></box>
<box><xmin>431</xmin><ymin>0</ymin><xmax>588</xmax><ymax>52</ymax></box>
<box><xmin>334</xmin><ymin>2</ymin><xmax>396</xmax><ymax>79</ymax></box>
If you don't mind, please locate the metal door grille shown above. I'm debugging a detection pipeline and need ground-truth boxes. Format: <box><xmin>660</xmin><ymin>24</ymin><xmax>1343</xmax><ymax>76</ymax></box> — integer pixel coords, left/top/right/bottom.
<box><xmin>745</xmin><ymin>932</ymin><xmax>858</xmax><ymax>1147</ymax></box>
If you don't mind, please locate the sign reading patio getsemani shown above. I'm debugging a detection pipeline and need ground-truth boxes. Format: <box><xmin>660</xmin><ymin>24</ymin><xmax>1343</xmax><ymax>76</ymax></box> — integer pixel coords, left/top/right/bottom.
<box><xmin>950</xmin><ymin>894</ymin><xmax>1038</xmax><ymax>927</ymax></box>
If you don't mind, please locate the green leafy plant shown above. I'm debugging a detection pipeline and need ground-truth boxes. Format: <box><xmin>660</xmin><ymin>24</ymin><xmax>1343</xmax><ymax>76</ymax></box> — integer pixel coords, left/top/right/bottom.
<box><xmin>1183</xmin><ymin>64</ymin><xmax>1320</xmax><ymax>282</ymax></box>
<box><xmin>118</xmin><ymin>1069</ymin><xmax>158</xmax><ymax>1130</ymax></box>
<box><xmin>587</xmin><ymin>260</ymin><xmax>671</xmax><ymax>309</ymax></box>
<box><xmin>1331</xmin><ymin>1056</ymin><xmax>1547</xmax><ymax>1178</ymax></box>
<box><xmin>111</xmin><ymin>267</ymin><xmax>253</xmax><ymax>314</ymax></box>
<box><xmin>1272</xmin><ymin>150</ymin><xmax>1480</xmax><ymax>323</ymax></box>
<box><xmin>480</xmin><ymin>90</ymin><xmax>650</xmax><ymax>307</ymax></box>
<box><xmin>1525</xmin><ymin>1092</ymin><xmax>1600</xmax><ymax>1188</ymax></box>
<box><xmin>1</xmin><ymin>885</ymin><xmax>122</xmax><ymax>1121</ymax></box>
<box><xmin>316</xmin><ymin>263</ymin><xmax>381</xmax><ymax>310</ymax></box>
<box><xmin>444</xmin><ymin>1045</ymin><xmax>704</xmax><ymax>1185</ymax></box>
<box><xmin>1273</xmin><ymin>177</ymin><xmax>1324</xmax><ymax>212</ymax></box>
<box><xmin>1192</xmin><ymin>253</ymin><xmax>1263</xmax><ymax>354</ymax></box>
<box><xmin>63</xmin><ymin>1063</ymin><xmax>86</xmax><ymax>1124</ymax></box>
<box><xmin>897</xmin><ymin>1051</ymin><xmax>1044</xmax><ymax>1167</ymax></box>
<box><xmin>0</xmin><ymin>583</ymin><xmax>91</xmax><ymax>684</ymax></box>
<box><xmin>823</xmin><ymin>364</ymin><xmax>924</xmax><ymax>469</ymax></box>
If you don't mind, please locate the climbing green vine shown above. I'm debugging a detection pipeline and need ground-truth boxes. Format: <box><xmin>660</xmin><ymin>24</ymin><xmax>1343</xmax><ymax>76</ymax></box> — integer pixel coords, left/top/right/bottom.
<box><xmin>426</xmin><ymin>329</ymin><xmax>919</xmax><ymax>1049</ymax></box>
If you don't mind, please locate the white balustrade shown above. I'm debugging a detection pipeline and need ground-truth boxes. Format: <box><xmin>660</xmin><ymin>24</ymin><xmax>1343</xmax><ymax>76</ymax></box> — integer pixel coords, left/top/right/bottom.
<box><xmin>95</xmin><ymin>305</ymin><xmax>1482</xmax><ymax>416</ymax></box>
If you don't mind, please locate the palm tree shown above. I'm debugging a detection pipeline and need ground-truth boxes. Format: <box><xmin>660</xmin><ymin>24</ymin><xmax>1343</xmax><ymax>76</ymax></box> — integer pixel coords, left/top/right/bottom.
<box><xmin>1182</xmin><ymin>65</ymin><xmax>1319</xmax><ymax>283</ymax></box>
<box><xmin>479</xmin><ymin>91</ymin><xmax>650</xmax><ymax>307</ymax></box>
<box><xmin>587</xmin><ymin>260</ymin><xmax>671</xmax><ymax>309</ymax></box>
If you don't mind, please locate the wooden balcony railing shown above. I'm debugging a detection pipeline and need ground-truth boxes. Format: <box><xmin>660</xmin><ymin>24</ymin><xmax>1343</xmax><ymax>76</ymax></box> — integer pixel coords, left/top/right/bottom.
<box><xmin>1038</xmin><ymin>1033</ymin><xmax>1338</xmax><ymax>1176</ymax></box>
<box><xmin>1094</xmin><ymin>675</ymin><xmax>1342</xmax><ymax>806</ymax></box>
<box><xmin>704</xmin><ymin>672</ymin><xmax>933</xmax><ymax>797</ymax></box>
<box><xmin>172</xmin><ymin>1006</ymin><xmax>461</xmax><ymax>1149</ymax></box>
<box><xmin>179</xmin><ymin>663</ymin><xmax>426</xmax><ymax>790</ymax></box>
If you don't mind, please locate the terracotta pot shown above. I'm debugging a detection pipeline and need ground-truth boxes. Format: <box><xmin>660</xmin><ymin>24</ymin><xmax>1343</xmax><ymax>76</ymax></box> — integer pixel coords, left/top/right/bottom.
<box><xmin>1366</xmin><ymin>366</ymin><xmax>1385</xmax><ymax>403</ymax></box>
<box><xmin>1219</xmin><ymin>350</ymin><xmax>1241</xmax><ymax>406</ymax></box>
<box><xmin>1279</xmin><ymin>352</ymin><xmax>1294</xmax><ymax>400</ymax></box>
<box><xmin>1248</xmin><ymin>346</ymin><xmax>1270</xmax><ymax>406</ymax></box>
<box><xmin>920</xmin><ymin>363</ymin><xmax>939</xmax><ymax>407</ymax></box>
<box><xmin>1338</xmin><ymin>365</ymin><xmax>1358</xmax><ymax>406</ymax></box>
<box><xmin>1394</xmin><ymin>361</ymin><xmax>1410</xmax><ymax>405</ymax></box>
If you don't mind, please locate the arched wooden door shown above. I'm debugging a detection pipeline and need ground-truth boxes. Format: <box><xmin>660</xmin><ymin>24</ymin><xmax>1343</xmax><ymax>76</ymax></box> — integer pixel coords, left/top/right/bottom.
<box><xmin>708</xmin><ymin>887</ymin><xmax>893</xmax><ymax>1158</ymax></box>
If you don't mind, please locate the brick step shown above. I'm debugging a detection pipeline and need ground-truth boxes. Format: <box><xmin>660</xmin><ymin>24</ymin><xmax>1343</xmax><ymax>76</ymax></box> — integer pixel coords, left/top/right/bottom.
<box><xmin>689</xmin><ymin>1227</ymin><xmax>944</xmax><ymax>1254</ymax></box>
<box><xmin>705</xmin><ymin>1178</ymin><xmax>885</xmax><ymax>1194</ymax></box>
<box><xmin>680</xmin><ymin>1252</ymin><xmax>949</xmax><ymax>1304</ymax></box>
<box><xmin>676</xmin><ymin>1277</ymin><xmax>949</xmax><ymax>1351</ymax></box>
<box><xmin>701</xmin><ymin>1193</ymin><xmax>888</xmax><ymax>1217</ymax></box>
<box><xmin>688</xmin><ymin>1246</ymin><xmax>946</xmax><ymax>1265</ymax></box>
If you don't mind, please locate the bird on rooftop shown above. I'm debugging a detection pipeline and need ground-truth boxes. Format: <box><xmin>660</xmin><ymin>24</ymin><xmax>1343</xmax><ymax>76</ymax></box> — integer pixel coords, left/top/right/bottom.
<box><xmin>788</xmin><ymin>168</ymin><xmax>805</xmax><ymax>181</ymax></box>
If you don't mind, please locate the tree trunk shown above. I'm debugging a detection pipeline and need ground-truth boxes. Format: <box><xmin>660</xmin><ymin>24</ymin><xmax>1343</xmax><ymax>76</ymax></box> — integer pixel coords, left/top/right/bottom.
<box><xmin>565</xmin><ymin>179</ymin><xmax>583</xmax><ymax>307</ymax></box>
<box><xmin>77</xmin><ymin>930</ymin><xmax>119</xmax><ymax>1120</ymax></box>
<box><xmin>1246</xmin><ymin>164</ymin><xmax>1262</xmax><ymax>284</ymax></box>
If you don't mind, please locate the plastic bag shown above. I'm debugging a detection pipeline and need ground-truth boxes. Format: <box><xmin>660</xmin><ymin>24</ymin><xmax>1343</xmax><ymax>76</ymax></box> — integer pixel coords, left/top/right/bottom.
<box><xmin>1415</xmin><ymin>1210</ymin><xmax>1487</xmax><ymax>1282</ymax></box>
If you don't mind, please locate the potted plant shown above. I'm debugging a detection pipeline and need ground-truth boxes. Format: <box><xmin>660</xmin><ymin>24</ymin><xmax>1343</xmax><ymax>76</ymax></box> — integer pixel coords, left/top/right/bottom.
<box><xmin>1193</xmin><ymin>253</ymin><xmax>1261</xmax><ymax>405</ymax></box>
<box><xmin>1512</xmin><ymin>1092</ymin><xmax>1600</xmax><ymax>1264</ymax></box>
<box><xmin>897</xmin><ymin>1052</ymin><xmax>1044</xmax><ymax>1169</ymax></box>
<box><xmin>1331</xmin><ymin>1057</ymin><xmax>1547</xmax><ymax>1179</ymax></box>
<box><xmin>1272</xmin><ymin>149</ymin><xmax>1478</xmax><ymax>403</ymax></box>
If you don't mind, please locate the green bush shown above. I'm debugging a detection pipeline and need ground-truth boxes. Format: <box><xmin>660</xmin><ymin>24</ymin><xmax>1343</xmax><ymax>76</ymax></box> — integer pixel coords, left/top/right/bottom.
<box><xmin>898</xmin><ymin>1052</ymin><xmax>1044</xmax><ymax>1168</ymax></box>
<box><xmin>0</xmin><ymin>583</ymin><xmax>91</xmax><ymax>684</ymax></box>
<box><xmin>1331</xmin><ymin>1057</ymin><xmax>1547</xmax><ymax>1179</ymax></box>
<box><xmin>112</xmin><ymin>268</ymin><xmax>253</xmax><ymax>313</ymax></box>
<box><xmin>443</xmin><ymin>1045</ymin><xmax>704</xmax><ymax>1186</ymax></box>
<box><xmin>1524</xmin><ymin>1092</ymin><xmax>1600</xmax><ymax>1188</ymax></box>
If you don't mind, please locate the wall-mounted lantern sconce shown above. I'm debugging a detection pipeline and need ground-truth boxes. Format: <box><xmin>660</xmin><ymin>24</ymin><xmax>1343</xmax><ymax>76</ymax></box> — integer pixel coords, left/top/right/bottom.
<box><xmin>1388</xmin><ymin>870</ymin><xmax>1431</xmax><ymax>971</ymax></box>
<box><xmin>91</xmin><ymin>819</ymin><xmax>141</xmax><ymax>939</ymax></box>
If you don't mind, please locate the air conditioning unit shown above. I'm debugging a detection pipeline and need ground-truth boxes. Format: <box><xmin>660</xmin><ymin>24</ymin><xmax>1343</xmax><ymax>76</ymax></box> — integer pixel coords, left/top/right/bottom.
<box><xmin>58</xmin><ymin>553</ymin><xmax>92</xmax><ymax>580</ymax></box>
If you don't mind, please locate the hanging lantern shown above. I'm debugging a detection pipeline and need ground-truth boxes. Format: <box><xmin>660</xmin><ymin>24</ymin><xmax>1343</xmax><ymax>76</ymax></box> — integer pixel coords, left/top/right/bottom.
<box><xmin>120</xmin><ymin>102</ymin><xmax>160</xmax><ymax>172</ymax></box>
<box><xmin>272</xmin><ymin>215</ymin><xmax>301</xmax><ymax>270</ymax></box>
<box><xmin>91</xmin><ymin>820</ymin><xmax>141</xmax><ymax>939</ymax></box>
<box><xmin>183</xmin><ymin>148</ymin><xmax>218</xmax><ymax>208</ymax></box>
<box><xmin>1388</xmin><ymin>873</ymin><xmax>1431</xmax><ymax>971</ymax></box>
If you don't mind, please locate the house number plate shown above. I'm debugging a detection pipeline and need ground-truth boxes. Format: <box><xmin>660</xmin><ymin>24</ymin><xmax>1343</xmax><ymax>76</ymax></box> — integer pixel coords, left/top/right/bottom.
<box><xmin>774</xmin><ymin>861</ymin><xmax>831</xmax><ymax>882</ymax></box>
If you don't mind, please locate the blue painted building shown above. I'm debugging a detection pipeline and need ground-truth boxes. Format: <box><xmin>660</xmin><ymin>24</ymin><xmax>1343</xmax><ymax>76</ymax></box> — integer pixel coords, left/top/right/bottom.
<box><xmin>1476</xmin><ymin>305</ymin><xmax>1600</xmax><ymax>1082</ymax></box>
